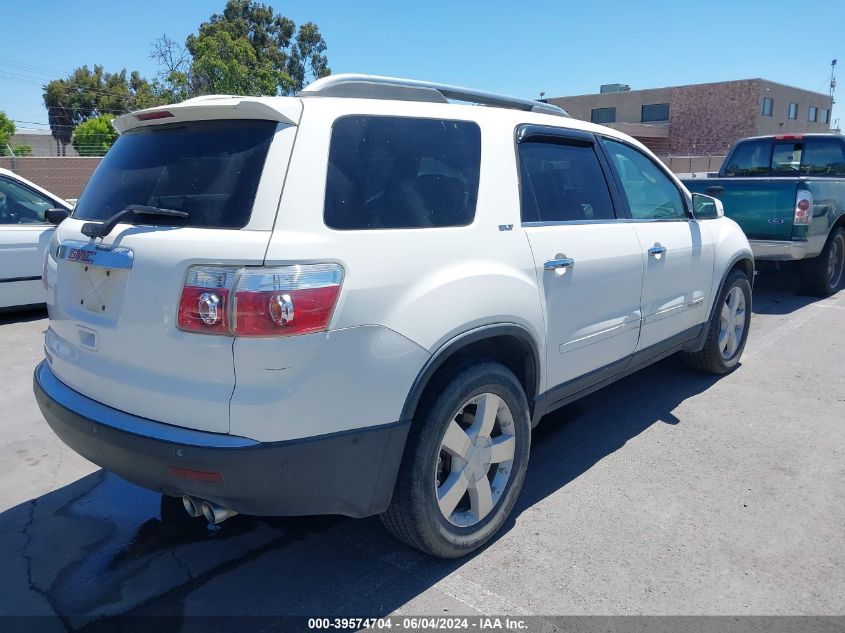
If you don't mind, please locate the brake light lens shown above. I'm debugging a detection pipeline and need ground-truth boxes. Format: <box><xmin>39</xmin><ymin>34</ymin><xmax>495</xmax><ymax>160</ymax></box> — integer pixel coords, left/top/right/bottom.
<box><xmin>136</xmin><ymin>110</ymin><xmax>174</xmax><ymax>121</ymax></box>
<box><xmin>234</xmin><ymin>264</ymin><xmax>344</xmax><ymax>336</ymax></box>
<box><xmin>794</xmin><ymin>190</ymin><xmax>813</xmax><ymax>225</ymax></box>
<box><xmin>177</xmin><ymin>267</ymin><xmax>238</xmax><ymax>334</ymax></box>
<box><xmin>177</xmin><ymin>263</ymin><xmax>344</xmax><ymax>337</ymax></box>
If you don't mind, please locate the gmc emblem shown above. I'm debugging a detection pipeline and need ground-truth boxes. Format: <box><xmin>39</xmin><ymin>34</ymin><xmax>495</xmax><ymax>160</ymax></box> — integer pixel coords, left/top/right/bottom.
<box><xmin>68</xmin><ymin>248</ymin><xmax>94</xmax><ymax>264</ymax></box>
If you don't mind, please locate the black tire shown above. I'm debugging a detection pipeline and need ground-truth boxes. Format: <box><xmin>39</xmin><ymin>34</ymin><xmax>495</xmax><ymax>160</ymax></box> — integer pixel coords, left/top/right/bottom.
<box><xmin>798</xmin><ymin>227</ymin><xmax>845</xmax><ymax>296</ymax></box>
<box><xmin>684</xmin><ymin>268</ymin><xmax>752</xmax><ymax>375</ymax></box>
<box><xmin>380</xmin><ymin>361</ymin><xmax>531</xmax><ymax>558</ymax></box>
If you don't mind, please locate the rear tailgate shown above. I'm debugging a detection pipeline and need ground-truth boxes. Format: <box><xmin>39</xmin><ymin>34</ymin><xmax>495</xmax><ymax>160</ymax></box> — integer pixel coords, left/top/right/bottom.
<box><xmin>44</xmin><ymin>104</ymin><xmax>300</xmax><ymax>434</ymax></box>
<box><xmin>683</xmin><ymin>177</ymin><xmax>797</xmax><ymax>241</ymax></box>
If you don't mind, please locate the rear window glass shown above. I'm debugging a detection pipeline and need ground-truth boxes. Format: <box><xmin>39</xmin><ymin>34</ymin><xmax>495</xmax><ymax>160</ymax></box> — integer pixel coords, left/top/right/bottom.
<box><xmin>73</xmin><ymin>119</ymin><xmax>277</xmax><ymax>229</ymax></box>
<box><xmin>724</xmin><ymin>139</ymin><xmax>771</xmax><ymax>177</ymax></box>
<box><xmin>771</xmin><ymin>141</ymin><xmax>803</xmax><ymax>175</ymax></box>
<box><xmin>324</xmin><ymin>116</ymin><xmax>481</xmax><ymax>230</ymax></box>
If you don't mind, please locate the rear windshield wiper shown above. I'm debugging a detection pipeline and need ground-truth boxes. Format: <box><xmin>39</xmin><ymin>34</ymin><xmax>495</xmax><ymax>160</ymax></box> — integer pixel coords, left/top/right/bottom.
<box><xmin>81</xmin><ymin>204</ymin><xmax>189</xmax><ymax>238</ymax></box>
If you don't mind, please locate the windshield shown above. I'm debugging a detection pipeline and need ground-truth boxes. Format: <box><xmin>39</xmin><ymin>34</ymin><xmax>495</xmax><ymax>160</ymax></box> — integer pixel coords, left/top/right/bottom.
<box><xmin>73</xmin><ymin>119</ymin><xmax>277</xmax><ymax>229</ymax></box>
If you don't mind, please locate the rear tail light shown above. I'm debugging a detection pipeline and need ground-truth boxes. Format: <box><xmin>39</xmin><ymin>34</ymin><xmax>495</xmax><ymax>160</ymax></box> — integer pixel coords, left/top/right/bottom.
<box><xmin>177</xmin><ymin>267</ymin><xmax>237</xmax><ymax>334</ymax></box>
<box><xmin>177</xmin><ymin>263</ymin><xmax>344</xmax><ymax>337</ymax></box>
<box><xmin>794</xmin><ymin>190</ymin><xmax>813</xmax><ymax>226</ymax></box>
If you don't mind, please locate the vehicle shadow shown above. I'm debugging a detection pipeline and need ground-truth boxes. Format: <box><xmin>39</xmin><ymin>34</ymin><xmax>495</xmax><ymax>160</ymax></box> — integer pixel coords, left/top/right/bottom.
<box><xmin>0</xmin><ymin>306</ymin><xmax>47</xmax><ymax>325</ymax></box>
<box><xmin>0</xmin><ymin>351</ymin><xmax>722</xmax><ymax>628</ymax></box>
<box><xmin>751</xmin><ymin>264</ymin><xmax>838</xmax><ymax>315</ymax></box>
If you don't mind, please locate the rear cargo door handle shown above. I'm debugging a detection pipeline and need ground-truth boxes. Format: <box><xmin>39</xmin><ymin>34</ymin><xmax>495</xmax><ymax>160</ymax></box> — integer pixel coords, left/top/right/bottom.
<box><xmin>648</xmin><ymin>244</ymin><xmax>667</xmax><ymax>257</ymax></box>
<box><xmin>544</xmin><ymin>257</ymin><xmax>575</xmax><ymax>270</ymax></box>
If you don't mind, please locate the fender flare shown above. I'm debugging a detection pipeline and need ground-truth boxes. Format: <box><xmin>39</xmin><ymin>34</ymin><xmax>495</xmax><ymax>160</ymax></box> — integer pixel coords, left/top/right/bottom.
<box><xmin>399</xmin><ymin>323</ymin><xmax>542</xmax><ymax>422</ymax></box>
<box><xmin>707</xmin><ymin>249</ymin><xmax>755</xmax><ymax>321</ymax></box>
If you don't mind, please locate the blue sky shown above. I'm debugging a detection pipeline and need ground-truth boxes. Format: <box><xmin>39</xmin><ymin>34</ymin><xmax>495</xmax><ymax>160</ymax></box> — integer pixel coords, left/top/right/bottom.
<box><xmin>2</xmin><ymin>0</ymin><xmax>842</xmax><ymax>129</ymax></box>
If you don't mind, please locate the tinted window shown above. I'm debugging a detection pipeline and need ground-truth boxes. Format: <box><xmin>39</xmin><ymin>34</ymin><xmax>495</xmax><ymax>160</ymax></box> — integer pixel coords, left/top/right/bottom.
<box><xmin>602</xmin><ymin>138</ymin><xmax>686</xmax><ymax>220</ymax></box>
<box><xmin>74</xmin><ymin>119</ymin><xmax>276</xmax><ymax>229</ymax></box>
<box><xmin>762</xmin><ymin>98</ymin><xmax>773</xmax><ymax>116</ymax></box>
<box><xmin>0</xmin><ymin>177</ymin><xmax>55</xmax><ymax>224</ymax></box>
<box><xmin>324</xmin><ymin>116</ymin><xmax>480</xmax><ymax>230</ymax></box>
<box><xmin>591</xmin><ymin>107</ymin><xmax>616</xmax><ymax>124</ymax></box>
<box><xmin>641</xmin><ymin>103</ymin><xmax>669</xmax><ymax>122</ymax></box>
<box><xmin>771</xmin><ymin>141</ymin><xmax>802</xmax><ymax>175</ymax></box>
<box><xmin>518</xmin><ymin>141</ymin><xmax>615</xmax><ymax>223</ymax></box>
<box><xmin>801</xmin><ymin>138</ymin><xmax>845</xmax><ymax>176</ymax></box>
<box><xmin>724</xmin><ymin>139</ymin><xmax>772</xmax><ymax>176</ymax></box>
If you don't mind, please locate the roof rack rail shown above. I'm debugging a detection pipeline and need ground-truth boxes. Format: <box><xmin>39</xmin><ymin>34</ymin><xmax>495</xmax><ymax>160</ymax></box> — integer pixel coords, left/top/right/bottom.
<box><xmin>298</xmin><ymin>74</ymin><xmax>570</xmax><ymax>117</ymax></box>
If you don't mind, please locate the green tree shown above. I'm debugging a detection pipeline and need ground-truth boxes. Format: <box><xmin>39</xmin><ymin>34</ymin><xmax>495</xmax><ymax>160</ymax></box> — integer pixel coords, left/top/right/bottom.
<box><xmin>0</xmin><ymin>111</ymin><xmax>15</xmax><ymax>156</ymax></box>
<box><xmin>152</xmin><ymin>0</ymin><xmax>330</xmax><ymax>98</ymax></box>
<box><xmin>72</xmin><ymin>115</ymin><xmax>118</xmax><ymax>157</ymax></box>
<box><xmin>43</xmin><ymin>66</ymin><xmax>163</xmax><ymax>155</ymax></box>
<box><xmin>11</xmin><ymin>144</ymin><xmax>32</xmax><ymax>157</ymax></box>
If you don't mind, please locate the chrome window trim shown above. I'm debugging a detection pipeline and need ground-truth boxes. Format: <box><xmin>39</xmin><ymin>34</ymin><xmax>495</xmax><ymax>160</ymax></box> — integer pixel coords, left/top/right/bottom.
<box><xmin>522</xmin><ymin>218</ymin><xmax>694</xmax><ymax>228</ymax></box>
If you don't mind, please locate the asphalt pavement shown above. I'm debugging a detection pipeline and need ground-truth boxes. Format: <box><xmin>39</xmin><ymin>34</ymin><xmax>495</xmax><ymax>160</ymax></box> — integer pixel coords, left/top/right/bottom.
<box><xmin>0</xmin><ymin>267</ymin><xmax>842</xmax><ymax>626</ymax></box>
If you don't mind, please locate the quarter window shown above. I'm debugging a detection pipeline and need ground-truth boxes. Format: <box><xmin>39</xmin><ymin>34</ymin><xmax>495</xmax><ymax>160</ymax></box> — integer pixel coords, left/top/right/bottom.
<box><xmin>641</xmin><ymin>103</ymin><xmax>669</xmax><ymax>122</ymax></box>
<box><xmin>788</xmin><ymin>102</ymin><xmax>798</xmax><ymax>119</ymax></box>
<box><xmin>324</xmin><ymin>116</ymin><xmax>481</xmax><ymax>230</ymax></box>
<box><xmin>601</xmin><ymin>139</ymin><xmax>686</xmax><ymax>220</ymax></box>
<box><xmin>590</xmin><ymin>107</ymin><xmax>616</xmax><ymax>124</ymax></box>
<box><xmin>762</xmin><ymin>97</ymin><xmax>773</xmax><ymax>116</ymax></box>
<box><xmin>518</xmin><ymin>140</ymin><xmax>616</xmax><ymax>223</ymax></box>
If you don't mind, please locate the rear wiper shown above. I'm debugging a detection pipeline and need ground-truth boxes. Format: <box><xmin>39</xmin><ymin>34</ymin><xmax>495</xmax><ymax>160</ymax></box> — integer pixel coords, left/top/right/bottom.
<box><xmin>81</xmin><ymin>204</ymin><xmax>189</xmax><ymax>238</ymax></box>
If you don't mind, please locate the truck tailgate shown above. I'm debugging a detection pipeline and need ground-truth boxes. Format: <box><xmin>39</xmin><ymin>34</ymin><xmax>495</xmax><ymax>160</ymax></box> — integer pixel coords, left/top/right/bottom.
<box><xmin>684</xmin><ymin>178</ymin><xmax>796</xmax><ymax>241</ymax></box>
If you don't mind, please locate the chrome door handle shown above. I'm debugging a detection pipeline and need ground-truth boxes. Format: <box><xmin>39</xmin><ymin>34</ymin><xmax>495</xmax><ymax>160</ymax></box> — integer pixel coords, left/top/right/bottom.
<box><xmin>544</xmin><ymin>257</ymin><xmax>575</xmax><ymax>270</ymax></box>
<box><xmin>648</xmin><ymin>244</ymin><xmax>667</xmax><ymax>256</ymax></box>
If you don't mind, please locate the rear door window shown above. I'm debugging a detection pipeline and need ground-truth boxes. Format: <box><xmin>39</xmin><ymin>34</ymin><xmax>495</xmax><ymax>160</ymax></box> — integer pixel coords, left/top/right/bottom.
<box><xmin>324</xmin><ymin>116</ymin><xmax>481</xmax><ymax>230</ymax></box>
<box><xmin>518</xmin><ymin>141</ymin><xmax>616</xmax><ymax>223</ymax></box>
<box><xmin>724</xmin><ymin>139</ymin><xmax>772</xmax><ymax>176</ymax></box>
<box><xmin>73</xmin><ymin>119</ymin><xmax>277</xmax><ymax>229</ymax></box>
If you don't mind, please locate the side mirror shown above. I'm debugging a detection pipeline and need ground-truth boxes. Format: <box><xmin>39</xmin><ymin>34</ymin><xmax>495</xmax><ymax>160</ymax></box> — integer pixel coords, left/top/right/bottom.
<box><xmin>45</xmin><ymin>208</ymin><xmax>69</xmax><ymax>225</ymax></box>
<box><xmin>692</xmin><ymin>193</ymin><xmax>724</xmax><ymax>220</ymax></box>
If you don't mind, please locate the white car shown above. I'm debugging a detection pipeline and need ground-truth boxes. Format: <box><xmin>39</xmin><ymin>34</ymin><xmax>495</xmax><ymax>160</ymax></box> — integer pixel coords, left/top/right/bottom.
<box><xmin>34</xmin><ymin>75</ymin><xmax>753</xmax><ymax>558</ymax></box>
<box><xmin>0</xmin><ymin>169</ymin><xmax>71</xmax><ymax>310</ymax></box>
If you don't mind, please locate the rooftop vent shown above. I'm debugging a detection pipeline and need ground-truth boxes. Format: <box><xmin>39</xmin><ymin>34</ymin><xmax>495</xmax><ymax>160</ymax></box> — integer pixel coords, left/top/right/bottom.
<box><xmin>600</xmin><ymin>83</ymin><xmax>631</xmax><ymax>93</ymax></box>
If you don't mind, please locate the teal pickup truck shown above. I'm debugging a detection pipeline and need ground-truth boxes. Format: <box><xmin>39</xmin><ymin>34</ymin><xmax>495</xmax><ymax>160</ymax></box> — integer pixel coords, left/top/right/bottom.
<box><xmin>683</xmin><ymin>134</ymin><xmax>845</xmax><ymax>295</ymax></box>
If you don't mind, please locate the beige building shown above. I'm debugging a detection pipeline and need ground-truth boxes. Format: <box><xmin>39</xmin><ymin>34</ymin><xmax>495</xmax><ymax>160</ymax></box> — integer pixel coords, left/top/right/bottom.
<box><xmin>547</xmin><ymin>79</ymin><xmax>834</xmax><ymax>156</ymax></box>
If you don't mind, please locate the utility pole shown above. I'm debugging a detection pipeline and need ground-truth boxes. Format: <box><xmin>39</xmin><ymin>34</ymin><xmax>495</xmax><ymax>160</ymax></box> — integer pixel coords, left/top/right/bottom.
<box><xmin>831</xmin><ymin>59</ymin><xmax>838</xmax><ymax>131</ymax></box>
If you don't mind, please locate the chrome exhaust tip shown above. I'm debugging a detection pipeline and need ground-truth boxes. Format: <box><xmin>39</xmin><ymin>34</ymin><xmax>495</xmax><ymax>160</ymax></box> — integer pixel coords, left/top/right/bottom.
<box><xmin>200</xmin><ymin>500</ymin><xmax>238</xmax><ymax>525</ymax></box>
<box><xmin>182</xmin><ymin>495</ymin><xmax>202</xmax><ymax>518</ymax></box>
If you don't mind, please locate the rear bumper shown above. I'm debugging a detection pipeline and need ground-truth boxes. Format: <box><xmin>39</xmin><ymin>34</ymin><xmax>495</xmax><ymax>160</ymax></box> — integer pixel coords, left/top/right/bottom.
<box><xmin>749</xmin><ymin>238</ymin><xmax>822</xmax><ymax>261</ymax></box>
<box><xmin>33</xmin><ymin>360</ymin><xmax>410</xmax><ymax>518</ymax></box>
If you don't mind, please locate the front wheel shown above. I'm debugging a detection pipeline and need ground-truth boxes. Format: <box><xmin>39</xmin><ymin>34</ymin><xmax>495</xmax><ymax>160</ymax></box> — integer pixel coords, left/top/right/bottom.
<box><xmin>684</xmin><ymin>269</ymin><xmax>752</xmax><ymax>375</ymax></box>
<box><xmin>798</xmin><ymin>227</ymin><xmax>845</xmax><ymax>296</ymax></box>
<box><xmin>380</xmin><ymin>361</ymin><xmax>531</xmax><ymax>558</ymax></box>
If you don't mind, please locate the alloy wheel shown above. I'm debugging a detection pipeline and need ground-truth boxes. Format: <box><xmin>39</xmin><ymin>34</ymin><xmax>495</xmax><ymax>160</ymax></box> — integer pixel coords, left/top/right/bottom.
<box><xmin>434</xmin><ymin>393</ymin><xmax>516</xmax><ymax>527</ymax></box>
<box><xmin>719</xmin><ymin>286</ymin><xmax>746</xmax><ymax>359</ymax></box>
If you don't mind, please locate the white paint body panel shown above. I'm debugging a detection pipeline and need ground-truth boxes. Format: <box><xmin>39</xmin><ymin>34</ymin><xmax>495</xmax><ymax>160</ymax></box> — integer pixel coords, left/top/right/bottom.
<box><xmin>632</xmin><ymin>220</ymin><xmax>716</xmax><ymax>349</ymax></box>
<box><xmin>523</xmin><ymin>223</ymin><xmax>643</xmax><ymax>387</ymax></box>
<box><xmin>42</xmin><ymin>91</ymin><xmax>751</xmax><ymax>443</ymax></box>
<box><xmin>0</xmin><ymin>169</ymin><xmax>71</xmax><ymax>309</ymax></box>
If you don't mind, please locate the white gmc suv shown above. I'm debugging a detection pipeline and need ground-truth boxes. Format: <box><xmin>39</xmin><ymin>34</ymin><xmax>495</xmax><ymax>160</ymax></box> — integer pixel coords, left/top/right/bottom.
<box><xmin>34</xmin><ymin>75</ymin><xmax>753</xmax><ymax>558</ymax></box>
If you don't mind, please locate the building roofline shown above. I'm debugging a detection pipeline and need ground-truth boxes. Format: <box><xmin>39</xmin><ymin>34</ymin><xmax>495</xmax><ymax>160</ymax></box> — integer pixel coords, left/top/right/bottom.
<box><xmin>550</xmin><ymin>78</ymin><xmax>832</xmax><ymax>101</ymax></box>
